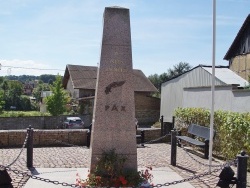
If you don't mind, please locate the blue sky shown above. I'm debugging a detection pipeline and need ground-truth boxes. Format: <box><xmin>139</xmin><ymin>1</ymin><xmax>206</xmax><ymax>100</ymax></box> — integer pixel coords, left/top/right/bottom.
<box><xmin>0</xmin><ymin>0</ymin><xmax>249</xmax><ymax>76</ymax></box>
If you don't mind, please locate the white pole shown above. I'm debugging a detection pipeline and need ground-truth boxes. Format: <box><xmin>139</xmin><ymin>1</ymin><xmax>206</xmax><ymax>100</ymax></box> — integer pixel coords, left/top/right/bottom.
<box><xmin>209</xmin><ymin>0</ymin><xmax>216</xmax><ymax>172</ymax></box>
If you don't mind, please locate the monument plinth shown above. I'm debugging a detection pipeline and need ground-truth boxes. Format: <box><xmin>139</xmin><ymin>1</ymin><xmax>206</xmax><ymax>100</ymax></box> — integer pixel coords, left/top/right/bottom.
<box><xmin>90</xmin><ymin>7</ymin><xmax>137</xmax><ymax>171</ymax></box>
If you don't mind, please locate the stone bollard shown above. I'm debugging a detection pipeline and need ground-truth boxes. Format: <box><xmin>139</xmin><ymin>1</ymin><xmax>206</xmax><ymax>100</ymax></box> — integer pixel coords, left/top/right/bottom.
<box><xmin>236</xmin><ymin>151</ymin><xmax>249</xmax><ymax>188</ymax></box>
<box><xmin>171</xmin><ymin>130</ymin><xmax>177</xmax><ymax>166</ymax></box>
<box><xmin>26</xmin><ymin>125</ymin><xmax>34</xmax><ymax>168</ymax></box>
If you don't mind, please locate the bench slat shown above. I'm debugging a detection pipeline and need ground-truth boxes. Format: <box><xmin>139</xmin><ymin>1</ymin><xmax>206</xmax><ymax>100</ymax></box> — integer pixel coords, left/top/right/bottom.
<box><xmin>188</xmin><ymin>124</ymin><xmax>213</xmax><ymax>140</ymax></box>
<box><xmin>176</xmin><ymin>135</ymin><xmax>205</xmax><ymax>146</ymax></box>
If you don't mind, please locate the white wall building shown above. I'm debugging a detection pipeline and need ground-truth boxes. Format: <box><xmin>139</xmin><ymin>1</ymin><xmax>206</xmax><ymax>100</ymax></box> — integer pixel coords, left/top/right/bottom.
<box><xmin>160</xmin><ymin>65</ymin><xmax>249</xmax><ymax>122</ymax></box>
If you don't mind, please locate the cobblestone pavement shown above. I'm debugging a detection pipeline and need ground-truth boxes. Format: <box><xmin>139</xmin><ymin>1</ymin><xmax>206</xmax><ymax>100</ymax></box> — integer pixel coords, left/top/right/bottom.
<box><xmin>0</xmin><ymin>143</ymin><xmax>249</xmax><ymax>188</ymax></box>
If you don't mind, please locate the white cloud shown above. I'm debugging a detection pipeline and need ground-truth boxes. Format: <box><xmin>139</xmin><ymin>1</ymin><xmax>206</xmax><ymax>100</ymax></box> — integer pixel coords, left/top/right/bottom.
<box><xmin>0</xmin><ymin>59</ymin><xmax>64</xmax><ymax>76</ymax></box>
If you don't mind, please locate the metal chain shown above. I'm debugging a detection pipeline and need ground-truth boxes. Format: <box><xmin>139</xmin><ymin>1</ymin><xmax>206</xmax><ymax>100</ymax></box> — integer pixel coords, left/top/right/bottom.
<box><xmin>6</xmin><ymin>132</ymin><xmax>29</xmax><ymax>167</ymax></box>
<box><xmin>138</xmin><ymin>133</ymin><xmax>170</xmax><ymax>146</ymax></box>
<box><xmin>181</xmin><ymin>146</ymin><xmax>237</xmax><ymax>168</ymax></box>
<box><xmin>1</xmin><ymin>163</ymin><xmax>222</xmax><ymax>188</ymax></box>
<box><xmin>52</xmin><ymin>139</ymin><xmax>89</xmax><ymax>149</ymax></box>
<box><xmin>153</xmin><ymin>167</ymin><xmax>221</xmax><ymax>187</ymax></box>
<box><xmin>0</xmin><ymin>164</ymin><xmax>82</xmax><ymax>188</ymax></box>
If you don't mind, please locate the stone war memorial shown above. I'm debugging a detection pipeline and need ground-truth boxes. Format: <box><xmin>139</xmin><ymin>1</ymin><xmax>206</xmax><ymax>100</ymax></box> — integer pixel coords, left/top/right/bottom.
<box><xmin>89</xmin><ymin>6</ymin><xmax>137</xmax><ymax>171</ymax></box>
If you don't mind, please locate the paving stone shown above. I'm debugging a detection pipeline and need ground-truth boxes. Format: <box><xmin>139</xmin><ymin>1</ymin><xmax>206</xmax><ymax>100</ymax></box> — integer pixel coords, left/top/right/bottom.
<box><xmin>0</xmin><ymin>143</ymin><xmax>249</xmax><ymax>188</ymax></box>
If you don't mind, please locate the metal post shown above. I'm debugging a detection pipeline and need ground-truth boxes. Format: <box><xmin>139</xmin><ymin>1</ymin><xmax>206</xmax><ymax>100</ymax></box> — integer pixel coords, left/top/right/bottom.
<box><xmin>172</xmin><ymin>116</ymin><xmax>175</xmax><ymax>130</ymax></box>
<box><xmin>171</xmin><ymin>130</ymin><xmax>177</xmax><ymax>166</ymax></box>
<box><xmin>160</xmin><ymin>115</ymin><xmax>164</xmax><ymax>136</ymax></box>
<box><xmin>87</xmin><ymin>130</ymin><xmax>91</xmax><ymax>148</ymax></box>
<box><xmin>141</xmin><ymin>130</ymin><xmax>145</xmax><ymax>147</ymax></box>
<box><xmin>27</xmin><ymin>125</ymin><xmax>33</xmax><ymax>168</ymax></box>
<box><xmin>236</xmin><ymin>151</ymin><xmax>249</xmax><ymax>188</ymax></box>
<box><xmin>0</xmin><ymin>169</ymin><xmax>12</xmax><ymax>186</ymax></box>
<box><xmin>204</xmin><ymin>140</ymin><xmax>209</xmax><ymax>159</ymax></box>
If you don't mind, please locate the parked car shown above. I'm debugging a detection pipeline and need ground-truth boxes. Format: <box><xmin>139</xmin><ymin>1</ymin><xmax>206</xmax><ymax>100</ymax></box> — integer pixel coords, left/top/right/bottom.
<box><xmin>62</xmin><ymin>117</ymin><xmax>84</xmax><ymax>129</ymax></box>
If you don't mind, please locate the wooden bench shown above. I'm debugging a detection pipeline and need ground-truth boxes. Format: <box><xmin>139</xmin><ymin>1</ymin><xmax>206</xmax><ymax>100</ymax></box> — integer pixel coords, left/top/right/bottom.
<box><xmin>176</xmin><ymin>124</ymin><xmax>215</xmax><ymax>159</ymax></box>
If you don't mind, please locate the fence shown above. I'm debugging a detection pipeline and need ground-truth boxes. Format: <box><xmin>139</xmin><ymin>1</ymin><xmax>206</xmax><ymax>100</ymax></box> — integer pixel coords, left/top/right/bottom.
<box><xmin>0</xmin><ymin>126</ymin><xmax>249</xmax><ymax>187</ymax></box>
<box><xmin>170</xmin><ymin>129</ymin><xmax>249</xmax><ymax>188</ymax></box>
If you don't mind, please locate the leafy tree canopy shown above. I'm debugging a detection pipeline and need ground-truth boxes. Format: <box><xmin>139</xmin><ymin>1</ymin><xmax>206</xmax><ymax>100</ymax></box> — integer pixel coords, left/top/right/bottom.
<box><xmin>148</xmin><ymin>62</ymin><xmax>192</xmax><ymax>93</ymax></box>
<box><xmin>0</xmin><ymin>90</ymin><xmax>5</xmax><ymax>113</ymax></box>
<box><xmin>45</xmin><ymin>75</ymin><xmax>69</xmax><ymax>116</ymax></box>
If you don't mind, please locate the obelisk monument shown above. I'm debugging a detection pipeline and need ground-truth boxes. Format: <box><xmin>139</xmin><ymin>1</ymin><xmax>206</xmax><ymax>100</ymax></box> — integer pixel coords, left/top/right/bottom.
<box><xmin>90</xmin><ymin>6</ymin><xmax>137</xmax><ymax>171</ymax></box>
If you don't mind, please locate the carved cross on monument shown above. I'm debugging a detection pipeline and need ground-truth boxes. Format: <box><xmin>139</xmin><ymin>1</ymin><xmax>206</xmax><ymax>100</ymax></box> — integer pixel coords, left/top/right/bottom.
<box><xmin>89</xmin><ymin>6</ymin><xmax>137</xmax><ymax>171</ymax></box>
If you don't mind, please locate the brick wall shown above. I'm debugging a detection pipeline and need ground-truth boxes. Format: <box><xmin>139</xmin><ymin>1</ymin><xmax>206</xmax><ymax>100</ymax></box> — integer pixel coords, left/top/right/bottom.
<box><xmin>0</xmin><ymin>129</ymin><xmax>88</xmax><ymax>147</ymax></box>
<box><xmin>0</xmin><ymin>128</ymin><xmax>169</xmax><ymax>148</ymax></box>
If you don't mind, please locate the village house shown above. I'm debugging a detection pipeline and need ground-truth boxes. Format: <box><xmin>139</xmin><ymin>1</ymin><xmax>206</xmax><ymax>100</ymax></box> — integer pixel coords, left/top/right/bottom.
<box><xmin>62</xmin><ymin>64</ymin><xmax>160</xmax><ymax>126</ymax></box>
<box><xmin>224</xmin><ymin>14</ymin><xmax>250</xmax><ymax>81</ymax></box>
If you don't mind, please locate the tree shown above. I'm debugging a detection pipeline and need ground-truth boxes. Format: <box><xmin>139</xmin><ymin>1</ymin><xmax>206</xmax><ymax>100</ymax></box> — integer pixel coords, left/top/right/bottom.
<box><xmin>4</xmin><ymin>80</ymin><xmax>23</xmax><ymax>109</ymax></box>
<box><xmin>45</xmin><ymin>75</ymin><xmax>69</xmax><ymax>116</ymax></box>
<box><xmin>40</xmin><ymin>74</ymin><xmax>56</xmax><ymax>83</ymax></box>
<box><xmin>32</xmin><ymin>82</ymin><xmax>50</xmax><ymax>102</ymax></box>
<box><xmin>0</xmin><ymin>90</ymin><xmax>5</xmax><ymax>113</ymax></box>
<box><xmin>148</xmin><ymin>62</ymin><xmax>192</xmax><ymax>94</ymax></box>
<box><xmin>168</xmin><ymin>62</ymin><xmax>192</xmax><ymax>79</ymax></box>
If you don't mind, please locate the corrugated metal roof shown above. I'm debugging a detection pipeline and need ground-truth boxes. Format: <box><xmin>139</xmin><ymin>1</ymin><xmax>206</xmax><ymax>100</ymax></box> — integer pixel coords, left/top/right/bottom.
<box><xmin>63</xmin><ymin>64</ymin><xmax>158</xmax><ymax>92</ymax></box>
<box><xmin>202</xmin><ymin>66</ymin><xmax>249</xmax><ymax>87</ymax></box>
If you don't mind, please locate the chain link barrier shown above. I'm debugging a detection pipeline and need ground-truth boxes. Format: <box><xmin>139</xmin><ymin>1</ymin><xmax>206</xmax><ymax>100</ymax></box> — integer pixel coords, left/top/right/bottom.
<box><xmin>153</xmin><ymin>167</ymin><xmax>222</xmax><ymax>187</ymax></box>
<box><xmin>5</xmin><ymin>132</ymin><xmax>29</xmax><ymax>167</ymax></box>
<box><xmin>1</xmin><ymin>162</ymin><xmax>223</xmax><ymax>188</ymax></box>
<box><xmin>180</xmin><ymin>145</ymin><xmax>237</xmax><ymax>168</ymax></box>
<box><xmin>51</xmin><ymin>139</ymin><xmax>89</xmax><ymax>149</ymax></box>
<box><xmin>137</xmin><ymin>133</ymin><xmax>170</xmax><ymax>146</ymax></box>
<box><xmin>0</xmin><ymin>164</ymin><xmax>82</xmax><ymax>187</ymax></box>
<box><xmin>0</xmin><ymin>132</ymin><xmax>239</xmax><ymax>187</ymax></box>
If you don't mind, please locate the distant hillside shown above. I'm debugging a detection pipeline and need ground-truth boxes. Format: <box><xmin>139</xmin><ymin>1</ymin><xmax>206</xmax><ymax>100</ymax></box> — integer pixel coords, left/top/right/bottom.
<box><xmin>5</xmin><ymin>74</ymin><xmax>58</xmax><ymax>83</ymax></box>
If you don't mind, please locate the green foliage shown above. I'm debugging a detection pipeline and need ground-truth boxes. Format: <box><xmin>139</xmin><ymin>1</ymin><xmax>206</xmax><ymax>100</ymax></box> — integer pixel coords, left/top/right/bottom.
<box><xmin>5</xmin><ymin>74</ymin><xmax>56</xmax><ymax>83</ymax></box>
<box><xmin>45</xmin><ymin>75</ymin><xmax>69</xmax><ymax>116</ymax></box>
<box><xmin>32</xmin><ymin>82</ymin><xmax>50</xmax><ymax>102</ymax></box>
<box><xmin>39</xmin><ymin>74</ymin><xmax>57</xmax><ymax>83</ymax></box>
<box><xmin>148</xmin><ymin>62</ymin><xmax>192</xmax><ymax>94</ymax></box>
<box><xmin>174</xmin><ymin>107</ymin><xmax>250</xmax><ymax>169</ymax></box>
<box><xmin>76</xmin><ymin>149</ymin><xmax>153</xmax><ymax>187</ymax></box>
<box><xmin>0</xmin><ymin>111</ymin><xmax>50</xmax><ymax>117</ymax></box>
<box><xmin>6</xmin><ymin>75</ymin><xmax>37</xmax><ymax>82</ymax></box>
<box><xmin>0</xmin><ymin>90</ymin><xmax>5</xmax><ymax>114</ymax></box>
<box><xmin>19</xmin><ymin>95</ymin><xmax>37</xmax><ymax>111</ymax></box>
<box><xmin>4</xmin><ymin>80</ymin><xmax>23</xmax><ymax>110</ymax></box>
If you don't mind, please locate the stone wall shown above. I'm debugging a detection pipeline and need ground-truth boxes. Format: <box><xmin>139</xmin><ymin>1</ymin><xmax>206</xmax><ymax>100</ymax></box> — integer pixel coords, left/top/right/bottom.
<box><xmin>0</xmin><ymin>128</ymin><xmax>168</xmax><ymax>148</ymax></box>
<box><xmin>137</xmin><ymin>128</ymin><xmax>169</xmax><ymax>143</ymax></box>
<box><xmin>0</xmin><ymin>129</ymin><xmax>88</xmax><ymax>147</ymax></box>
<box><xmin>0</xmin><ymin>114</ymin><xmax>92</xmax><ymax>130</ymax></box>
<box><xmin>135</xmin><ymin>92</ymin><xmax>160</xmax><ymax>126</ymax></box>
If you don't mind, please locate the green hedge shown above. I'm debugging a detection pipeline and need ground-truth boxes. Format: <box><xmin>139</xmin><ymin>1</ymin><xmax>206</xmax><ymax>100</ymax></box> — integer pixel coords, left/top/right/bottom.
<box><xmin>174</xmin><ymin>107</ymin><xmax>250</xmax><ymax>169</ymax></box>
<box><xmin>0</xmin><ymin>111</ymin><xmax>51</xmax><ymax>117</ymax></box>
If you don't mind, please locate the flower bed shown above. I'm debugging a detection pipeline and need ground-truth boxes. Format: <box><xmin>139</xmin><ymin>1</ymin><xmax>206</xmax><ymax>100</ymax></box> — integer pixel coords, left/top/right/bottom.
<box><xmin>76</xmin><ymin>149</ymin><xmax>153</xmax><ymax>187</ymax></box>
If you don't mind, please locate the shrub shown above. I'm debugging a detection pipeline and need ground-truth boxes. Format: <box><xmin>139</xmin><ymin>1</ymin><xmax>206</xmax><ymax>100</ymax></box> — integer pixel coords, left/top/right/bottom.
<box><xmin>174</xmin><ymin>107</ymin><xmax>250</xmax><ymax>170</ymax></box>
